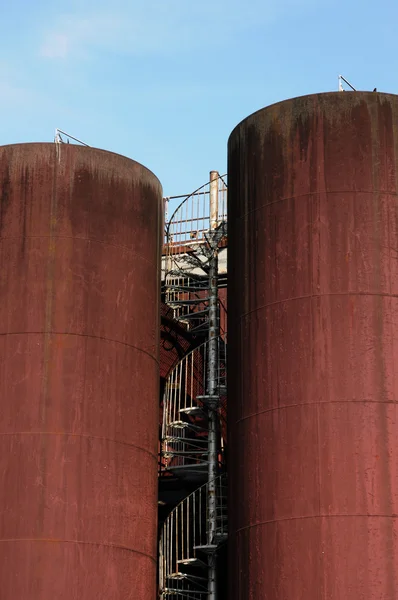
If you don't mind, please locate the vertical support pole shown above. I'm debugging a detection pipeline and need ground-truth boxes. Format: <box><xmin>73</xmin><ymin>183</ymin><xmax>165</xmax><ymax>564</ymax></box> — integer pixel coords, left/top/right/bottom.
<box><xmin>164</xmin><ymin>197</ymin><xmax>169</xmax><ymax>224</ymax></box>
<box><xmin>207</xmin><ymin>171</ymin><xmax>219</xmax><ymax>600</ymax></box>
<box><xmin>210</xmin><ymin>171</ymin><xmax>219</xmax><ymax>230</ymax></box>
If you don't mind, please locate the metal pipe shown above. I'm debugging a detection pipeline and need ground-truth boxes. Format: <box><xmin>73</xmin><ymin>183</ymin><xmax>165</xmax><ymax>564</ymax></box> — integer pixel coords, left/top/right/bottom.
<box><xmin>338</xmin><ymin>74</ymin><xmax>357</xmax><ymax>91</ymax></box>
<box><xmin>54</xmin><ymin>128</ymin><xmax>90</xmax><ymax>146</ymax></box>
<box><xmin>210</xmin><ymin>171</ymin><xmax>219</xmax><ymax>230</ymax></box>
<box><xmin>207</xmin><ymin>171</ymin><xmax>220</xmax><ymax>600</ymax></box>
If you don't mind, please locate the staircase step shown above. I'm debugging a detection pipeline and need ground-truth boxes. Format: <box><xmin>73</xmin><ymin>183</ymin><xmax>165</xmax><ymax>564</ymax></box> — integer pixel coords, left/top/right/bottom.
<box><xmin>166</xmin><ymin>420</ymin><xmax>187</xmax><ymax>429</ymax></box>
<box><xmin>163</xmin><ymin>449</ymin><xmax>208</xmax><ymax>460</ymax></box>
<box><xmin>193</xmin><ymin>544</ymin><xmax>218</xmax><ymax>554</ymax></box>
<box><xmin>168</xmin><ymin>572</ymin><xmax>207</xmax><ymax>583</ymax></box>
<box><xmin>164</xmin><ymin>435</ymin><xmax>208</xmax><ymax>444</ymax></box>
<box><xmin>163</xmin><ymin>589</ymin><xmax>207</xmax><ymax>597</ymax></box>
<box><xmin>182</xmin><ymin>308</ymin><xmax>209</xmax><ymax>319</ymax></box>
<box><xmin>165</xmin><ymin>285</ymin><xmax>209</xmax><ymax>292</ymax></box>
<box><xmin>167</xmin><ymin>463</ymin><xmax>208</xmax><ymax>479</ymax></box>
<box><xmin>168</xmin><ymin>572</ymin><xmax>187</xmax><ymax>580</ymax></box>
<box><xmin>177</xmin><ymin>557</ymin><xmax>207</xmax><ymax>570</ymax></box>
<box><xmin>166</xmin><ymin>418</ymin><xmax>208</xmax><ymax>430</ymax></box>
<box><xmin>196</xmin><ymin>395</ymin><xmax>220</xmax><ymax>404</ymax></box>
<box><xmin>168</xmin><ymin>298</ymin><xmax>208</xmax><ymax>305</ymax></box>
<box><xmin>179</xmin><ymin>406</ymin><xmax>205</xmax><ymax>417</ymax></box>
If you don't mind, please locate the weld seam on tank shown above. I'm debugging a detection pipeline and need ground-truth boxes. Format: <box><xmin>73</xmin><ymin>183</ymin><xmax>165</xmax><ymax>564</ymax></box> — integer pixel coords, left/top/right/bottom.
<box><xmin>0</xmin><ymin>432</ymin><xmax>158</xmax><ymax>457</ymax></box>
<box><xmin>0</xmin><ymin>332</ymin><xmax>159</xmax><ymax>362</ymax></box>
<box><xmin>234</xmin><ymin>514</ymin><xmax>398</xmax><ymax>533</ymax></box>
<box><xmin>0</xmin><ymin>539</ymin><xmax>157</xmax><ymax>560</ymax></box>
<box><xmin>235</xmin><ymin>399</ymin><xmax>398</xmax><ymax>423</ymax></box>
<box><xmin>238</xmin><ymin>291</ymin><xmax>398</xmax><ymax>317</ymax></box>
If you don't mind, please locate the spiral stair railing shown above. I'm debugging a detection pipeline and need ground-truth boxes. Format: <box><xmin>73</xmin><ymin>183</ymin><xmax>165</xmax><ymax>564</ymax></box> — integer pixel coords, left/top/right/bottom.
<box><xmin>159</xmin><ymin>474</ymin><xmax>227</xmax><ymax>599</ymax></box>
<box><xmin>163</xmin><ymin>174</ymin><xmax>227</xmax><ymax>334</ymax></box>
<box><xmin>160</xmin><ymin>172</ymin><xmax>227</xmax><ymax>600</ymax></box>
<box><xmin>161</xmin><ymin>336</ymin><xmax>227</xmax><ymax>480</ymax></box>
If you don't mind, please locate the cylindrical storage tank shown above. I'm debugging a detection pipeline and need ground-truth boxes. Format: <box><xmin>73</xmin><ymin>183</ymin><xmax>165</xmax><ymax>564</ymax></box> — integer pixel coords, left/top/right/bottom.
<box><xmin>228</xmin><ymin>92</ymin><xmax>398</xmax><ymax>599</ymax></box>
<box><xmin>0</xmin><ymin>143</ymin><xmax>162</xmax><ymax>599</ymax></box>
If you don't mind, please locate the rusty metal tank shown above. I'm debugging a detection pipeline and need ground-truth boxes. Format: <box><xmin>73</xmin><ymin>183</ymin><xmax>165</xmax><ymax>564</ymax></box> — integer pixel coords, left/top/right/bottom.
<box><xmin>228</xmin><ymin>92</ymin><xmax>398</xmax><ymax>599</ymax></box>
<box><xmin>0</xmin><ymin>143</ymin><xmax>162</xmax><ymax>599</ymax></box>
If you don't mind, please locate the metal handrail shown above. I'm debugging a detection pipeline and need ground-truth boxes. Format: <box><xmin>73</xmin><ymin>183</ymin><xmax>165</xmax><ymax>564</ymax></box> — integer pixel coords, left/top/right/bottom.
<box><xmin>160</xmin><ymin>173</ymin><xmax>228</xmax><ymax>600</ymax></box>
<box><xmin>164</xmin><ymin>175</ymin><xmax>227</xmax><ymax>247</ymax></box>
<box><xmin>161</xmin><ymin>336</ymin><xmax>227</xmax><ymax>472</ymax></box>
<box><xmin>159</xmin><ymin>474</ymin><xmax>227</xmax><ymax>598</ymax></box>
<box><xmin>162</xmin><ymin>175</ymin><xmax>227</xmax><ymax>336</ymax></box>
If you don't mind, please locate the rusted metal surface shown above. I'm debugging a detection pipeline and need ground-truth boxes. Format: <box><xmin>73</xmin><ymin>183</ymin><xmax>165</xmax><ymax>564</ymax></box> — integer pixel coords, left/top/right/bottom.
<box><xmin>160</xmin><ymin>302</ymin><xmax>193</xmax><ymax>382</ymax></box>
<box><xmin>0</xmin><ymin>143</ymin><xmax>162</xmax><ymax>599</ymax></box>
<box><xmin>228</xmin><ymin>92</ymin><xmax>398</xmax><ymax>599</ymax></box>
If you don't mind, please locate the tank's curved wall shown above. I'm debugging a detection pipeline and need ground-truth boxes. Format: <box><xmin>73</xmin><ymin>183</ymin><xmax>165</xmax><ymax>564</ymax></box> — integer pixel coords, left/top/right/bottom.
<box><xmin>160</xmin><ymin>302</ymin><xmax>193</xmax><ymax>382</ymax></box>
<box><xmin>228</xmin><ymin>92</ymin><xmax>398</xmax><ymax>599</ymax></box>
<box><xmin>0</xmin><ymin>143</ymin><xmax>162</xmax><ymax>599</ymax></box>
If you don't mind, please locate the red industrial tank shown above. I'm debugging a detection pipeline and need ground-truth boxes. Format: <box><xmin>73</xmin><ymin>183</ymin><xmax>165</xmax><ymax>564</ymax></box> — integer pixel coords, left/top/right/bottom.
<box><xmin>0</xmin><ymin>143</ymin><xmax>162</xmax><ymax>599</ymax></box>
<box><xmin>228</xmin><ymin>92</ymin><xmax>398</xmax><ymax>599</ymax></box>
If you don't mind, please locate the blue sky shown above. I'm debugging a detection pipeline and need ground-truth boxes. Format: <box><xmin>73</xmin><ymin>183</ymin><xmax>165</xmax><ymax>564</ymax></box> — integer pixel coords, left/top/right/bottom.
<box><xmin>0</xmin><ymin>0</ymin><xmax>396</xmax><ymax>197</ymax></box>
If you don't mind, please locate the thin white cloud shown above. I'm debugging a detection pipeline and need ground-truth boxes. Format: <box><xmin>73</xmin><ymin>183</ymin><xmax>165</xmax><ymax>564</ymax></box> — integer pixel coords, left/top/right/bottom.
<box><xmin>39</xmin><ymin>0</ymin><xmax>317</xmax><ymax>60</ymax></box>
<box><xmin>40</xmin><ymin>33</ymin><xmax>69</xmax><ymax>59</ymax></box>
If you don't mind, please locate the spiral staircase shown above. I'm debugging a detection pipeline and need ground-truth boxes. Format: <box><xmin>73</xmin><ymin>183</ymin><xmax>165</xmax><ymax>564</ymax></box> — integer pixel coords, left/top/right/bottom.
<box><xmin>159</xmin><ymin>173</ymin><xmax>227</xmax><ymax>599</ymax></box>
<box><xmin>161</xmin><ymin>336</ymin><xmax>227</xmax><ymax>482</ymax></box>
<box><xmin>159</xmin><ymin>474</ymin><xmax>227</xmax><ymax>599</ymax></box>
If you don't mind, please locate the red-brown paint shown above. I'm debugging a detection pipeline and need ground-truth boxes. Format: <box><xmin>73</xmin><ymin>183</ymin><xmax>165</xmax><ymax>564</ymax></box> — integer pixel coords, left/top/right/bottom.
<box><xmin>228</xmin><ymin>92</ymin><xmax>398</xmax><ymax>599</ymax></box>
<box><xmin>0</xmin><ymin>143</ymin><xmax>162</xmax><ymax>599</ymax></box>
<box><xmin>160</xmin><ymin>302</ymin><xmax>193</xmax><ymax>382</ymax></box>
